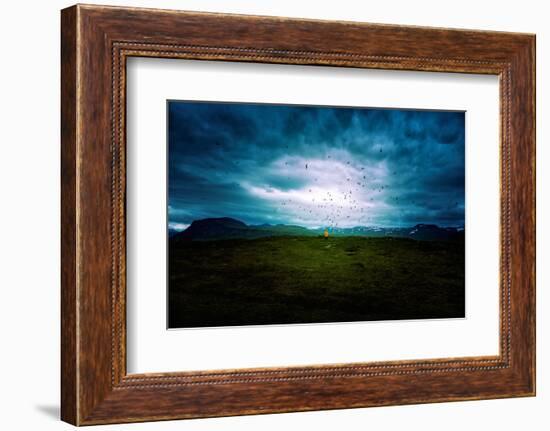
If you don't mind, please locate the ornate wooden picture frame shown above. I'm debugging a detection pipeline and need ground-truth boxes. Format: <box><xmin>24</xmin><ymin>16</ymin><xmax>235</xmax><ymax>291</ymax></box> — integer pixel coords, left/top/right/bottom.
<box><xmin>61</xmin><ymin>4</ymin><xmax>535</xmax><ymax>425</ymax></box>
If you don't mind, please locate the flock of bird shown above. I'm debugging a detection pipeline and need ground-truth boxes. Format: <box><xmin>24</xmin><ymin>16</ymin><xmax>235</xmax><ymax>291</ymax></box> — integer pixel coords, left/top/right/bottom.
<box><xmin>269</xmin><ymin>156</ymin><xmax>400</xmax><ymax>229</ymax></box>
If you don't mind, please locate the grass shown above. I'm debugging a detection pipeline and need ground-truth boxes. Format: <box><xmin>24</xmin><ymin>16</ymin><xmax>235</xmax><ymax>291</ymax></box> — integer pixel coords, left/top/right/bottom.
<box><xmin>168</xmin><ymin>236</ymin><xmax>465</xmax><ymax>328</ymax></box>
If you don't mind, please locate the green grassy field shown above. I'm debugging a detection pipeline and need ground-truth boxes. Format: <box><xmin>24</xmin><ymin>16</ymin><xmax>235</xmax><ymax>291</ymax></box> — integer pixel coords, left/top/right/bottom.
<box><xmin>168</xmin><ymin>236</ymin><xmax>465</xmax><ymax>328</ymax></box>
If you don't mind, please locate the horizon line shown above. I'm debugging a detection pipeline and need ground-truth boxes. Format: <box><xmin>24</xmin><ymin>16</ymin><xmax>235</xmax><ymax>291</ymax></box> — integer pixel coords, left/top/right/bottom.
<box><xmin>168</xmin><ymin>218</ymin><xmax>465</xmax><ymax>232</ymax></box>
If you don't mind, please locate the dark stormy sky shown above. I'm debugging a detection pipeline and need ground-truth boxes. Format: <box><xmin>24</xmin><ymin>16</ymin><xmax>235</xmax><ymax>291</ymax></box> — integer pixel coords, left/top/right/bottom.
<box><xmin>168</xmin><ymin>101</ymin><xmax>465</xmax><ymax>230</ymax></box>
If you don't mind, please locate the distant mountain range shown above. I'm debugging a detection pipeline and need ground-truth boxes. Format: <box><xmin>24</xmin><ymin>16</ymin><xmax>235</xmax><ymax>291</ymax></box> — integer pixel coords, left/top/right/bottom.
<box><xmin>170</xmin><ymin>217</ymin><xmax>465</xmax><ymax>242</ymax></box>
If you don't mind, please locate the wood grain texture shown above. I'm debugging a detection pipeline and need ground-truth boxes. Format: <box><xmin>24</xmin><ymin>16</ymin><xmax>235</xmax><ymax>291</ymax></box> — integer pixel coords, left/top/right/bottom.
<box><xmin>60</xmin><ymin>4</ymin><xmax>536</xmax><ymax>425</ymax></box>
<box><xmin>60</xmin><ymin>5</ymin><xmax>78</xmax><ymax>425</ymax></box>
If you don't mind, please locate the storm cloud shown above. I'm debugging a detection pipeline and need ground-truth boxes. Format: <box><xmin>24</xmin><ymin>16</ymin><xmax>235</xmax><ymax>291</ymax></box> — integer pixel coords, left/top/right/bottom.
<box><xmin>168</xmin><ymin>101</ymin><xmax>465</xmax><ymax>230</ymax></box>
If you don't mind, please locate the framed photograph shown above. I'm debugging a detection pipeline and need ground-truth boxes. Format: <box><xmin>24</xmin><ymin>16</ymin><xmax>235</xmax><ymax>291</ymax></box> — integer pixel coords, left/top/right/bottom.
<box><xmin>61</xmin><ymin>4</ymin><xmax>535</xmax><ymax>425</ymax></box>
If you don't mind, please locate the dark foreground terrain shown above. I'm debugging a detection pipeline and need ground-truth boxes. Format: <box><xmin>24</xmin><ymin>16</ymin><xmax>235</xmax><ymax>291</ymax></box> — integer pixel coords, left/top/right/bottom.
<box><xmin>168</xmin><ymin>236</ymin><xmax>465</xmax><ymax>328</ymax></box>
